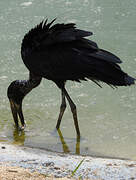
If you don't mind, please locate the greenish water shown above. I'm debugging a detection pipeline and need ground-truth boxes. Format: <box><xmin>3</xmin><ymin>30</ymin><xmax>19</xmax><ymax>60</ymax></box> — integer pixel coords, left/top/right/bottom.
<box><xmin>0</xmin><ymin>0</ymin><xmax>136</xmax><ymax>159</ymax></box>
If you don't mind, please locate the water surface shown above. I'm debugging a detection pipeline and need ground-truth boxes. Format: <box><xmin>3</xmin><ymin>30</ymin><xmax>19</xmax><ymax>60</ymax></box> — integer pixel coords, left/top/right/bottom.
<box><xmin>0</xmin><ymin>0</ymin><xmax>136</xmax><ymax>159</ymax></box>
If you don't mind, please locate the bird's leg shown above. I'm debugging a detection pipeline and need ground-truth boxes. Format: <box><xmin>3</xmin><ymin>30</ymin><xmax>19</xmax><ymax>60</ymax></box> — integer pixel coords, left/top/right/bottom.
<box><xmin>63</xmin><ymin>88</ymin><xmax>80</xmax><ymax>137</ymax></box>
<box><xmin>56</xmin><ymin>89</ymin><xmax>66</xmax><ymax>129</ymax></box>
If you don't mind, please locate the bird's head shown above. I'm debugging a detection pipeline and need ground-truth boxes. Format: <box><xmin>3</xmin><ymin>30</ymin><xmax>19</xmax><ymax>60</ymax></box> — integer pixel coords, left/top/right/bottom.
<box><xmin>7</xmin><ymin>80</ymin><xmax>26</xmax><ymax>129</ymax></box>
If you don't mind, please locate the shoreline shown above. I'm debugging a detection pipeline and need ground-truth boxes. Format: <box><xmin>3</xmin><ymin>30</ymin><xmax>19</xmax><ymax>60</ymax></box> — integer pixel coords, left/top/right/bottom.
<box><xmin>0</xmin><ymin>142</ymin><xmax>136</xmax><ymax>179</ymax></box>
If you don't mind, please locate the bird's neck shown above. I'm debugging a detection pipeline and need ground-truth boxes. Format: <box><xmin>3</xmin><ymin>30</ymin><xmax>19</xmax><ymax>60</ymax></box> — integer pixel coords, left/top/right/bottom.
<box><xmin>19</xmin><ymin>73</ymin><xmax>42</xmax><ymax>96</ymax></box>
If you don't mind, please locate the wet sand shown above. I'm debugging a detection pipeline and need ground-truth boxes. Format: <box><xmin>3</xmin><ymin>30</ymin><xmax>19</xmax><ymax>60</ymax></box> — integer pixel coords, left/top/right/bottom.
<box><xmin>0</xmin><ymin>142</ymin><xmax>136</xmax><ymax>179</ymax></box>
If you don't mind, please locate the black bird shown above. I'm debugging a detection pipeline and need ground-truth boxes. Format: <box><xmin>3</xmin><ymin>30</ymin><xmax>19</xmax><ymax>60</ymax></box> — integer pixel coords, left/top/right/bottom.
<box><xmin>7</xmin><ymin>19</ymin><xmax>135</xmax><ymax>137</ymax></box>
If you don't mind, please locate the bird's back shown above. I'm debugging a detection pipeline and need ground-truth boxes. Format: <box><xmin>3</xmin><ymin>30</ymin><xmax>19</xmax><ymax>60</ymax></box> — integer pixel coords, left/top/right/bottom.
<box><xmin>21</xmin><ymin>19</ymin><xmax>135</xmax><ymax>88</ymax></box>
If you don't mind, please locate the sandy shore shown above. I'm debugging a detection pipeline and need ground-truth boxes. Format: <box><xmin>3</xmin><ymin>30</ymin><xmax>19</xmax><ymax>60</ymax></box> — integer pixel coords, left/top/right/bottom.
<box><xmin>0</xmin><ymin>165</ymin><xmax>77</xmax><ymax>180</ymax></box>
<box><xmin>0</xmin><ymin>142</ymin><xmax>136</xmax><ymax>179</ymax></box>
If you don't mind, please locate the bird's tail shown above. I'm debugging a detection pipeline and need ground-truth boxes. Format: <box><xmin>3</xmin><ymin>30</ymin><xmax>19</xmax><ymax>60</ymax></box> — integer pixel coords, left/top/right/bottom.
<box><xmin>124</xmin><ymin>75</ymin><xmax>135</xmax><ymax>86</ymax></box>
<box><xmin>87</xmin><ymin>69</ymin><xmax>135</xmax><ymax>88</ymax></box>
<box><xmin>82</xmin><ymin>50</ymin><xmax>135</xmax><ymax>87</ymax></box>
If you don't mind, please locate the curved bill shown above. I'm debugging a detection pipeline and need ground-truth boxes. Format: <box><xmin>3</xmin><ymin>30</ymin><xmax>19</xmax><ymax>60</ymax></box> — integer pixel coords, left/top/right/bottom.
<box><xmin>9</xmin><ymin>99</ymin><xmax>26</xmax><ymax>130</ymax></box>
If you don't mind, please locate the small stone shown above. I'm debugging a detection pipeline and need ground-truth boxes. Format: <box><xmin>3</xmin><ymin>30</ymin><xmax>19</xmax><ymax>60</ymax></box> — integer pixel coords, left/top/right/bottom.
<box><xmin>1</xmin><ymin>146</ymin><xmax>6</xmax><ymax>149</ymax></box>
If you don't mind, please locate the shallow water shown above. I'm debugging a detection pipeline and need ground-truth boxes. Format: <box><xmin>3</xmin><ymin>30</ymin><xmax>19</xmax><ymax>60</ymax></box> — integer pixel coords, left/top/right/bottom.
<box><xmin>0</xmin><ymin>0</ymin><xmax>136</xmax><ymax>159</ymax></box>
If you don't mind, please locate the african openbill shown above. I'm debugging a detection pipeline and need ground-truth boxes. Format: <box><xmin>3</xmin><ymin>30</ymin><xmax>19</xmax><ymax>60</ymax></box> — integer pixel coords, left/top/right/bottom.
<box><xmin>7</xmin><ymin>19</ymin><xmax>135</xmax><ymax>137</ymax></box>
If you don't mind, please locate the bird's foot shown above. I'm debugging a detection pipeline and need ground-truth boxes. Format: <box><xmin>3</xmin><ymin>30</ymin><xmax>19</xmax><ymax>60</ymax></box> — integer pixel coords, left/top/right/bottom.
<box><xmin>15</xmin><ymin>123</ymin><xmax>26</xmax><ymax>131</ymax></box>
<box><xmin>20</xmin><ymin>123</ymin><xmax>26</xmax><ymax>130</ymax></box>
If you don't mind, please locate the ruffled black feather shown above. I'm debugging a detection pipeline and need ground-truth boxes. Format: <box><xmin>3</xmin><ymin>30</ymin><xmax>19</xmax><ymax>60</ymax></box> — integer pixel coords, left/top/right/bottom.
<box><xmin>21</xmin><ymin>18</ymin><xmax>92</xmax><ymax>53</ymax></box>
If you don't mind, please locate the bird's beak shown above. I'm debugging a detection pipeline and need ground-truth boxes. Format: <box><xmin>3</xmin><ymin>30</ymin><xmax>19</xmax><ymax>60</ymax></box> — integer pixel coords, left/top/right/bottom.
<box><xmin>9</xmin><ymin>99</ymin><xmax>26</xmax><ymax>130</ymax></box>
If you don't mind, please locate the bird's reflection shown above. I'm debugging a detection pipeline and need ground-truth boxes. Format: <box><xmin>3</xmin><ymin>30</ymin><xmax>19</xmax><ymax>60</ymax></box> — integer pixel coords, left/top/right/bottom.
<box><xmin>12</xmin><ymin>127</ymin><xmax>25</xmax><ymax>145</ymax></box>
<box><xmin>12</xmin><ymin>127</ymin><xmax>80</xmax><ymax>154</ymax></box>
<box><xmin>57</xmin><ymin>128</ymin><xmax>80</xmax><ymax>155</ymax></box>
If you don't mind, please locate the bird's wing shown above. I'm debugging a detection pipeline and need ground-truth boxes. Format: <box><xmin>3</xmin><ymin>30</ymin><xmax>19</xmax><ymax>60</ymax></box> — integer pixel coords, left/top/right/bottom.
<box><xmin>22</xmin><ymin>19</ymin><xmax>131</xmax><ymax>87</ymax></box>
<box><xmin>89</xmin><ymin>49</ymin><xmax>122</xmax><ymax>64</ymax></box>
<box><xmin>23</xmin><ymin>38</ymin><xmax>124</xmax><ymax>85</ymax></box>
<box><xmin>70</xmin><ymin>39</ymin><xmax>122</xmax><ymax>64</ymax></box>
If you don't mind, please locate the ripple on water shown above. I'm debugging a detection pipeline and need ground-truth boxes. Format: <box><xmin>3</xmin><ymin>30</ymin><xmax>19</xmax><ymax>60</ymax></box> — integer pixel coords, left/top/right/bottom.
<box><xmin>20</xmin><ymin>2</ymin><xmax>33</xmax><ymax>7</ymax></box>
